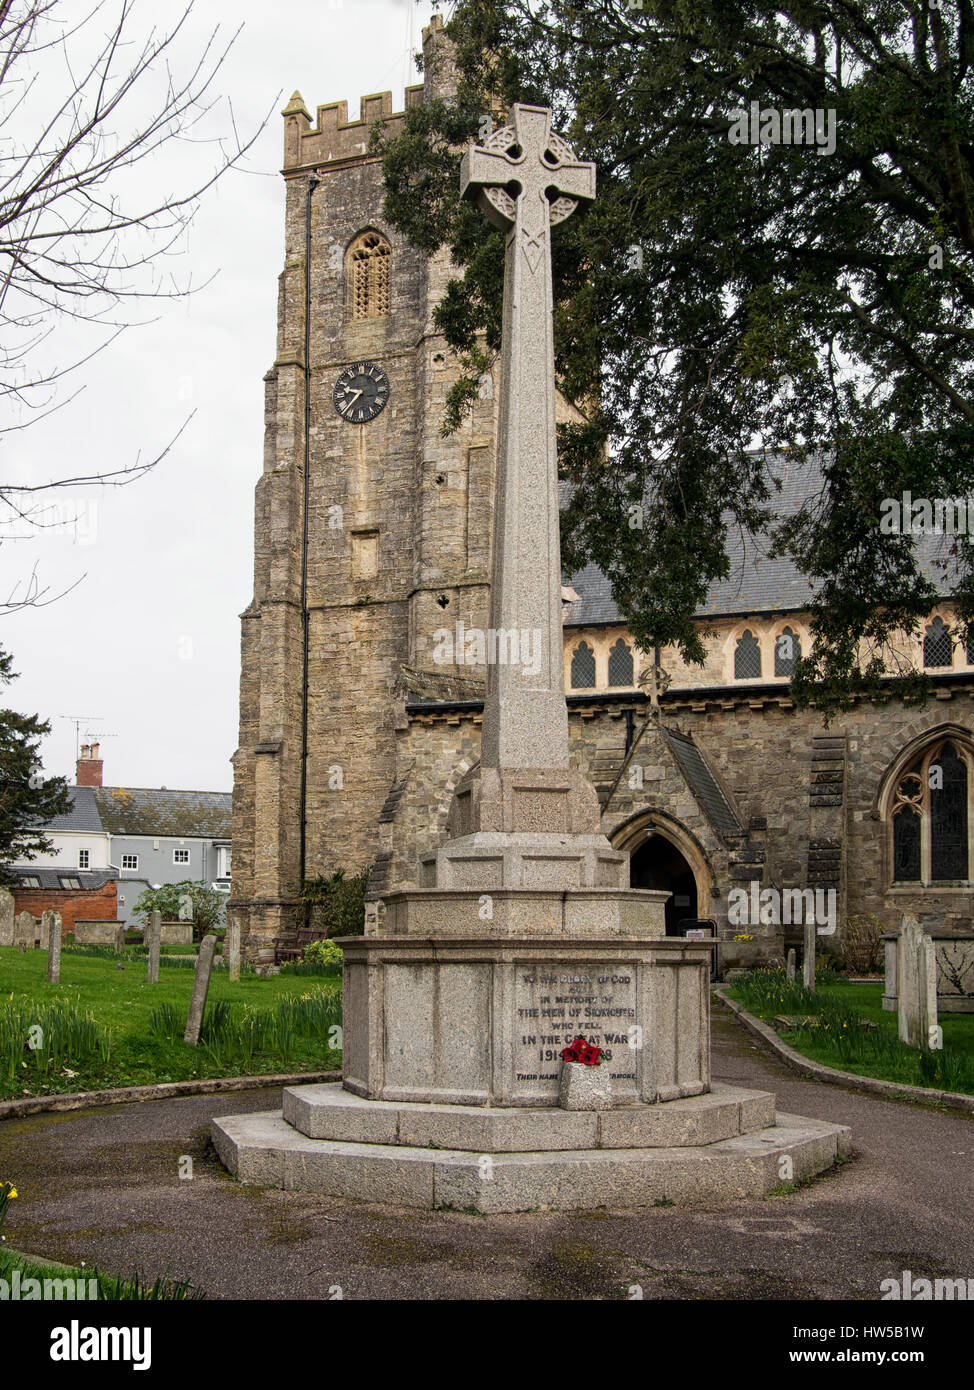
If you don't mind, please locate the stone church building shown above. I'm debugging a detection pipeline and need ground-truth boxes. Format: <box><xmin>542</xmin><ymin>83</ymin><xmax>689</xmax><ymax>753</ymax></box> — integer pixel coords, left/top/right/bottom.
<box><xmin>230</xmin><ymin>17</ymin><xmax>974</xmax><ymax>969</ymax></box>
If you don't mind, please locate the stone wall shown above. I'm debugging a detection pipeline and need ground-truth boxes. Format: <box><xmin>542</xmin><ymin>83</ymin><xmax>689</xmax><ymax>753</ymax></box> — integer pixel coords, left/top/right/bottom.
<box><xmin>366</xmin><ymin>682</ymin><xmax>974</xmax><ymax>969</ymax></box>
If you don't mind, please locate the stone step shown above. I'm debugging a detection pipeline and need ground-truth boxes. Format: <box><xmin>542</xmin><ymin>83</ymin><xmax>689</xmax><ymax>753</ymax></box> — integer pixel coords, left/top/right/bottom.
<box><xmin>281</xmin><ymin>1080</ymin><xmax>775</xmax><ymax>1151</ymax></box>
<box><xmin>211</xmin><ymin>1108</ymin><xmax>851</xmax><ymax>1213</ymax></box>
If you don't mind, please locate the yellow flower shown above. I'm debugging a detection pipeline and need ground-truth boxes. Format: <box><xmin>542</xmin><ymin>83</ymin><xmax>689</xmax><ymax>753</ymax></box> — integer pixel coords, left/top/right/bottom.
<box><xmin>2</xmin><ymin>1186</ymin><xmax>17</xmax><ymax>1199</ymax></box>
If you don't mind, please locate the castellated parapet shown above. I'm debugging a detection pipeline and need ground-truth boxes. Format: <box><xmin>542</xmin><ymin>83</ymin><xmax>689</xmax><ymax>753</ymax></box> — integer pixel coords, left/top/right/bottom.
<box><xmin>281</xmin><ymin>16</ymin><xmax>450</xmax><ymax>171</ymax></box>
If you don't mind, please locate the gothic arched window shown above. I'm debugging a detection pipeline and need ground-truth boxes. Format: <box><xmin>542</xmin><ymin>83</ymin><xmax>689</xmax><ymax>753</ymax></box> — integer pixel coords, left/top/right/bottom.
<box><xmin>348</xmin><ymin>230</ymin><xmax>391</xmax><ymax>320</ymax></box>
<box><xmin>889</xmin><ymin>740</ymin><xmax>971</xmax><ymax>884</ymax></box>
<box><xmin>923</xmin><ymin>616</ymin><xmax>953</xmax><ymax>669</ymax></box>
<box><xmin>570</xmin><ymin>641</ymin><xmax>596</xmax><ymax>689</ymax></box>
<box><xmin>607</xmin><ymin>637</ymin><xmax>634</xmax><ymax>687</ymax></box>
<box><xmin>774</xmin><ymin>626</ymin><xmax>801</xmax><ymax>677</ymax></box>
<box><xmin>734</xmin><ymin>630</ymin><xmax>762</xmax><ymax>680</ymax></box>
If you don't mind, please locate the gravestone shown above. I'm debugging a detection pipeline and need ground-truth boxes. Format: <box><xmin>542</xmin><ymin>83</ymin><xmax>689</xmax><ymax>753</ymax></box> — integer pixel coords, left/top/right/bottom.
<box><xmin>74</xmin><ymin>920</ymin><xmax>124</xmax><ymax>949</ymax></box>
<box><xmin>226</xmin><ymin>916</ymin><xmax>241</xmax><ymax>983</ymax></box>
<box><xmin>213</xmin><ymin>104</ymin><xmax>851</xmax><ymax>1210</ymax></box>
<box><xmin>786</xmin><ymin>948</ymin><xmax>796</xmax><ymax>982</ymax></box>
<box><xmin>44</xmin><ymin>911</ymin><xmax>62</xmax><ymax>983</ymax></box>
<box><xmin>146</xmin><ymin>910</ymin><xmax>161</xmax><ymax>985</ymax></box>
<box><xmin>184</xmin><ymin>934</ymin><xmax>217</xmax><ymax>1046</ymax></box>
<box><xmin>160</xmin><ymin>920</ymin><xmax>193</xmax><ymax>946</ymax></box>
<box><xmin>0</xmin><ymin>887</ymin><xmax>14</xmax><ymax>946</ymax></box>
<box><xmin>803</xmin><ymin>919</ymin><xmax>816</xmax><ymax>991</ymax></box>
<box><xmin>897</xmin><ymin>915</ymin><xmax>939</xmax><ymax>1049</ymax></box>
<box><xmin>14</xmin><ymin>910</ymin><xmax>39</xmax><ymax>949</ymax></box>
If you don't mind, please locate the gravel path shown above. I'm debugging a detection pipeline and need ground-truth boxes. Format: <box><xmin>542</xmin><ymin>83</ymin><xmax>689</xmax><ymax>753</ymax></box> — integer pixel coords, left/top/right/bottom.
<box><xmin>1</xmin><ymin>1002</ymin><xmax>971</xmax><ymax>1300</ymax></box>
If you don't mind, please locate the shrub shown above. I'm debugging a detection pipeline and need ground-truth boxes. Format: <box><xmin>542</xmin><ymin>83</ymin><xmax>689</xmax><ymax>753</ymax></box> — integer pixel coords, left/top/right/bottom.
<box><xmin>132</xmin><ymin>881</ymin><xmax>226</xmax><ymax>941</ymax></box>
<box><xmin>303</xmin><ymin>938</ymin><xmax>343</xmax><ymax>968</ymax></box>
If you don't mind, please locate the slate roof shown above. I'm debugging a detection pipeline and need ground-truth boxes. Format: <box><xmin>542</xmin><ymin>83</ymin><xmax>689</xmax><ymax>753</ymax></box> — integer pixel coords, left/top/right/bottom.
<box><xmin>661</xmin><ymin>729</ymin><xmax>743</xmax><ymax>839</ymax></box>
<box><xmin>93</xmin><ymin>788</ymin><xmax>232</xmax><ymax>839</ymax></box>
<box><xmin>9</xmin><ymin>866</ymin><xmax>118</xmax><ymax>889</ymax></box>
<box><xmin>560</xmin><ymin>449</ymin><xmax>959</xmax><ymax>627</ymax></box>
<box><xmin>38</xmin><ymin>785</ymin><xmax>104</xmax><ymax>834</ymax></box>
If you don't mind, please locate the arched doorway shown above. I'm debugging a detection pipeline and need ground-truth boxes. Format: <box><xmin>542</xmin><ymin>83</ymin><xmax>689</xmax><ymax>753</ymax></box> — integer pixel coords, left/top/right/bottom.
<box><xmin>629</xmin><ymin>833</ymin><xmax>698</xmax><ymax>936</ymax></box>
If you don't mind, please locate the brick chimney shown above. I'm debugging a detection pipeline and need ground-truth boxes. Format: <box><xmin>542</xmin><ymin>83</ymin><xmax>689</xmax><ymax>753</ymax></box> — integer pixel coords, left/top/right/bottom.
<box><xmin>76</xmin><ymin>741</ymin><xmax>103</xmax><ymax>787</ymax></box>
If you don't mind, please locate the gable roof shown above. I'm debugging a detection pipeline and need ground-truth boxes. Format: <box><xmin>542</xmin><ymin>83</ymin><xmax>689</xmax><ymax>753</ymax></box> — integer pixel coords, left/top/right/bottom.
<box><xmin>93</xmin><ymin>788</ymin><xmax>232</xmax><ymax>839</ymax></box>
<box><xmin>38</xmin><ymin>785</ymin><xmax>104</xmax><ymax>834</ymax></box>
<box><xmin>661</xmin><ymin>728</ymin><xmax>743</xmax><ymax>839</ymax></box>
<box><xmin>561</xmin><ymin>449</ymin><xmax>958</xmax><ymax>628</ymax></box>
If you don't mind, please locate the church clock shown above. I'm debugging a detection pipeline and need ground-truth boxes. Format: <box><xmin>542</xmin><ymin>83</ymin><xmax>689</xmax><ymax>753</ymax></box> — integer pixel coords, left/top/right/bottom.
<box><xmin>333</xmin><ymin>361</ymin><xmax>390</xmax><ymax>423</ymax></box>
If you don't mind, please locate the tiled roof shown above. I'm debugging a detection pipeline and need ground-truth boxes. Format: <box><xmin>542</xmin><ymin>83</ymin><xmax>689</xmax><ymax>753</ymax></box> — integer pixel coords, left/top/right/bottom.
<box><xmin>93</xmin><ymin>788</ymin><xmax>232</xmax><ymax>838</ymax></box>
<box><xmin>561</xmin><ymin>450</ymin><xmax>958</xmax><ymax>628</ymax></box>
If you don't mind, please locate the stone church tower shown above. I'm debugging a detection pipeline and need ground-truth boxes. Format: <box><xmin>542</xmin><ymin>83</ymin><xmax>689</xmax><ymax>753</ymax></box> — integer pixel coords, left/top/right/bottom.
<box><xmin>231</xmin><ymin>18</ymin><xmax>496</xmax><ymax>958</ymax></box>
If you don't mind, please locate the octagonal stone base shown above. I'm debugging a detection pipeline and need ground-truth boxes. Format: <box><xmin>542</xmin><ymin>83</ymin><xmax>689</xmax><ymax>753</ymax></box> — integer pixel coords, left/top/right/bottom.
<box><xmin>211</xmin><ymin>1082</ymin><xmax>851</xmax><ymax>1212</ymax></box>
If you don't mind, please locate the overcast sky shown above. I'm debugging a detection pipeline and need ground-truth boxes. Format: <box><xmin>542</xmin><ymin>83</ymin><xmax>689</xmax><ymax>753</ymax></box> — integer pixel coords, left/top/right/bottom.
<box><xmin>2</xmin><ymin>0</ymin><xmax>442</xmax><ymax>793</ymax></box>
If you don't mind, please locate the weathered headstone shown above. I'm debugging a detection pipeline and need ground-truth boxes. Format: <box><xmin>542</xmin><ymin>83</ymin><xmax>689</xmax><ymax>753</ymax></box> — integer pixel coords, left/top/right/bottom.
<box><xmin>146</xmin><ymin>910</ymin><xmax>161</xmax><ymax>985</ymax></box>
<box><xmin>897</xmin><ymin>915</ymin><xmax>939</xmax><ymax>1049</ymax></box>
<box><xmin>184</xmin><ymin>934</ymin><xmax>217</xmax><ymax>1046</ymax></box>
<box><xmin>14</xmin><ymin>910</ymin><xmax>38</xmax><ymax>949</ymax></box>
<box><xmin>0</xmin><ymin>887</ymin><xmax>14</xmax><ymax>946</ymax></box>
<box><xmin>786</xmin><ymin>948</ymin><xmax>797</xmax><ymax>982</ymax></box>
<box><xmin>45</xmin><ymin>911</ymin><xmax>62</xmax><ymax>983</ymax></box>
<box><xmin>226</xmin><ymin>916</ymin><xmax>241</xmax><ymax>983</ymax></box>
<box><xmin>803</xmin><ymin>919</ymin><xmax>816</xmax><ymax>991</ymax></box>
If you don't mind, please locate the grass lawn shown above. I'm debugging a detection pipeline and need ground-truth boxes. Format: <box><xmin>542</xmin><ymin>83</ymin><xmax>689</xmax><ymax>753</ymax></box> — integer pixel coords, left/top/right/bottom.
<box><xmin>0</xmin><ymin>1245</ymin><xmax>204</xmax><ymax>1300</ymax></box>
<box><xmin>725</xmin><ymin>973</ymin><xmax>974</xmax><ymax>1095</ymax></box>
<box><xmin>0</xmin><ymin>946</ymin><xmax>342</xmax><ymax>1100</ymax></box>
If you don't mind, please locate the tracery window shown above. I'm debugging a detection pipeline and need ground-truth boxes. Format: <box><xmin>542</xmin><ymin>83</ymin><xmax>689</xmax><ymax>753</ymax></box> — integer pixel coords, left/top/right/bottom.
<box><xmin>923</xmin><ymin>616</ymin><xmax>953</xmax><ymax>669</ymax></box>
<box><xmin>734</xmin><ymin>630</ymin><xmax>762</xmax><ymax>680</ymax></box>
<box><xmin>570</xmin><ymin>641</ymin><xmax>596</xmax><ymax>689</ymax></box>
<box><xmin>774</xmin><ymin>626</ymin><xmax>801</xmax><ymax>677</ymax></box>
<box><xmin>607</xmin><ymin>637</ymin><xmax>634</xmax><ymax>687</ymax></box>
<box><xmin>890</xmin><ymin>740</ymin><xmax>970</xmax><ymax>884</ymax></box>
<box><xmin>348</xmin><ymin>231</ymin><xmax>390</xmax><ymax>320</ymax></box>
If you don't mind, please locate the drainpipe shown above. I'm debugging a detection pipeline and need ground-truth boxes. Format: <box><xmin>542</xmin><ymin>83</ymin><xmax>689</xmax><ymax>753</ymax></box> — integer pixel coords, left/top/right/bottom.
<box><xmin>299</xmin><ymin>173</ymin><xmax>319</xmax><ymax>893</ymax></box>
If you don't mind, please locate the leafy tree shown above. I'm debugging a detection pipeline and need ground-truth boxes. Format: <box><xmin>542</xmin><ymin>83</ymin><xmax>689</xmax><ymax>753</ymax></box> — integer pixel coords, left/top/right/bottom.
<box><xmin>0</xmin><ymin>646</ymin><xmax>70</xmax><ymax>878</ymax></box>
<box><xmin>133</xmin><ymin>879</ymin><xmax>226</xmax><ymax>940</ymax></box>
<box><xmin>379</xmin><ymin>0</ymin><xmax>974</xmax><ymax>713</ymax></box>
<box><xmin>300</xmin><ymin>869</ymin><xmax>367</xmax><ymax>938</ymax></box>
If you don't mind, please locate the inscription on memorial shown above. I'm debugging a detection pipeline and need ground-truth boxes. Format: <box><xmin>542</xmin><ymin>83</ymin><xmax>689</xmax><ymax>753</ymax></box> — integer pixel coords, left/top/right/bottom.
<box><xmin>514</xmin><ymin>964</ymin><xmax>638</xmax><ymax>1098</ymax></box>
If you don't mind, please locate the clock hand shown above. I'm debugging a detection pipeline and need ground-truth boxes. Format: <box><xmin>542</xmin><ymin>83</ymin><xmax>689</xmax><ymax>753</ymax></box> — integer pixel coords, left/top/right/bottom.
<box><xmin>344</xmin><ymin>389</ymin><xmax>363</xmax><ymax>406</ymax></box>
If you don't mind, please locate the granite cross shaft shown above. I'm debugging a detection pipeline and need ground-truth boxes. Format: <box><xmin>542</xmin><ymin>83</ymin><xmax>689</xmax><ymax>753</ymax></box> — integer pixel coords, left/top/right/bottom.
<box><xmin>461</xmin><ymin>105</ymin><xmax>595</xmax><ymax>771</ymax></box>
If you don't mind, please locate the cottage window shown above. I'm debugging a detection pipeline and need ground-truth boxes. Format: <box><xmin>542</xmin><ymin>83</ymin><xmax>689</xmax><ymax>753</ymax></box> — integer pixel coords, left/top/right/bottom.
<box><xmin>78</xmin><ymin>849</ymin><xmax>90</xmax><ymax>869</ymax></box>
<box><xmin>121</xmin><ymin>854</ymin><xmax>139</xmax><ymax>871</ymax></box>
<box><xmin>173</xmin><ymin>848</ymin><xmax>190</xmax><ymax>865</ymax></box>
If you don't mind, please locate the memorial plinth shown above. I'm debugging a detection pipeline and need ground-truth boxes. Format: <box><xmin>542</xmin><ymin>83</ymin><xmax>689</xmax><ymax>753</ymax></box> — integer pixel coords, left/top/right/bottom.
<box><xmin>213</xmin><ymin>104</ymin><xmax>850</xmax><ymax>1210</ymax></box>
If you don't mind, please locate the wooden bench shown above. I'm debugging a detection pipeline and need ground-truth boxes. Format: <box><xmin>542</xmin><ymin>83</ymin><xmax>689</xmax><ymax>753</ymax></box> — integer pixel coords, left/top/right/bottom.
<box><xmin>272</xmin><ymin>926</ymin><xmax>330</xmax><ymax>965</ymax></box>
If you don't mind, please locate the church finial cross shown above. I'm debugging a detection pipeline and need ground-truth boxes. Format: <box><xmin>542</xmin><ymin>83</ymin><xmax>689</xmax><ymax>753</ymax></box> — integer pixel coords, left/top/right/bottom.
<box><xmin>461</xmin><ymin>105</ymin><xmax>595</xmax><ymax>271</ymax></box>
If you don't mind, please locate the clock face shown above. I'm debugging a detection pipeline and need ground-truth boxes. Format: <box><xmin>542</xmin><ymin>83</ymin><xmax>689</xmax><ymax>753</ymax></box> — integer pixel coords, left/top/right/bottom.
<box><xmin>333</xmin><ymin>361</ymin><xmax>390</xmax><ymax>423</ymax></box>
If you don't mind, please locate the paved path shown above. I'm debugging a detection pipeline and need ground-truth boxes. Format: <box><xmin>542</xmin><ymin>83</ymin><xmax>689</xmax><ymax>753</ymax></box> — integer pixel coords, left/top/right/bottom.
<box><xmin>1</xmin><ymin>1003</ymin><xmax>972</xmax><ymax>1300</ymax></box>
